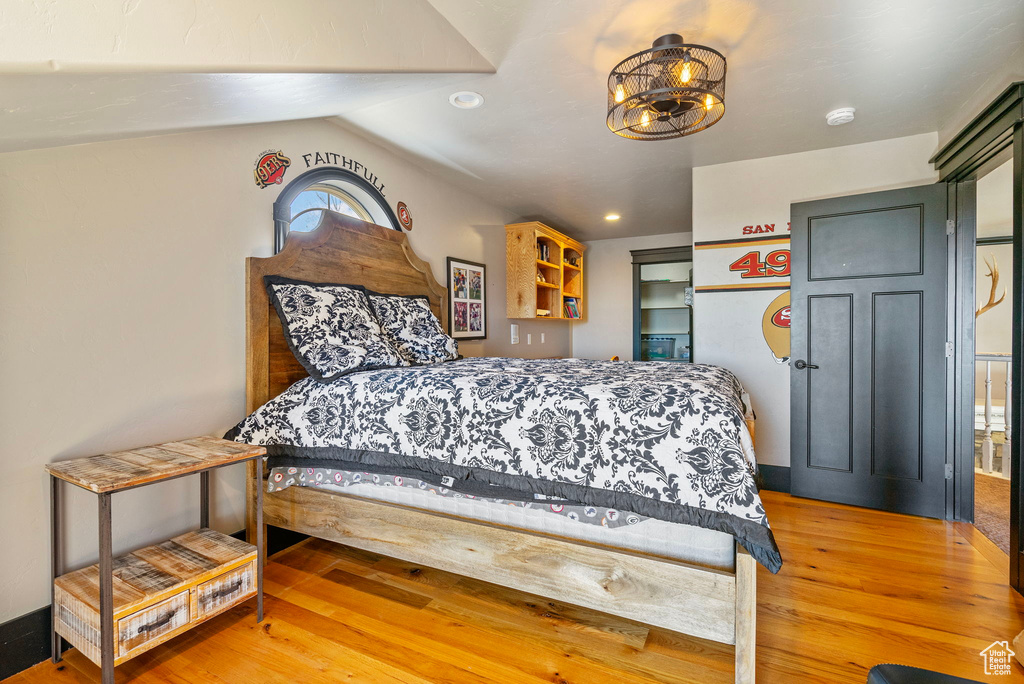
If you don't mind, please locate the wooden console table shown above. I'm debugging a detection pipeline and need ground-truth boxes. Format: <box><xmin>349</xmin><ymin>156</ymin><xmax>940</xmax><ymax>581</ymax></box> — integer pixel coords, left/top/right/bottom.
<box><xmin>46</xmin><ymin>436</ymin><xmax>266</xmax><ymax>684</ymax></box>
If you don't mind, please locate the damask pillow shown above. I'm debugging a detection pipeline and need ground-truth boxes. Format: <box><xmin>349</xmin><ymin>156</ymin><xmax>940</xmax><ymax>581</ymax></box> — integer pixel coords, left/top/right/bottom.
<box><xmin>367</xmin><ymin>291</ymin><xmax>459</xmax><ymax>365</ymax></box>
<box><xmin>265</xmin><ymin>276</ymin><xmax>408</xmax><ymax>382</ymax></box>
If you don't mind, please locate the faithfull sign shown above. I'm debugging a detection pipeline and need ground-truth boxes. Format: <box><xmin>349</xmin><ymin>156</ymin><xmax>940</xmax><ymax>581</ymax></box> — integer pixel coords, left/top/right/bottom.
<box><xmin>300</xmin><ymin>152</ymin><xmax>387</xmax><ymax>196</ymax></box>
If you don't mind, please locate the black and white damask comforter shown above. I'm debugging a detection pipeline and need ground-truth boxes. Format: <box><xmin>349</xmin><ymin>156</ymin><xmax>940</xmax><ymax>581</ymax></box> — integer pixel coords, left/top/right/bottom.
<box><xmin>229</xmin><ymin>357</ymin><xmax>782</xmax><ymax>572</ymax></box>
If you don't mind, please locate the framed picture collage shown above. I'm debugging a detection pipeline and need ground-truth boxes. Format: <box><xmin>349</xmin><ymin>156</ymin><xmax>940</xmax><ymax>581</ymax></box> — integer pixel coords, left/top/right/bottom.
<box><xmin>446</xmin><ymin>257</ymin><xmax>487</xmax><ymax>340</ymax></box>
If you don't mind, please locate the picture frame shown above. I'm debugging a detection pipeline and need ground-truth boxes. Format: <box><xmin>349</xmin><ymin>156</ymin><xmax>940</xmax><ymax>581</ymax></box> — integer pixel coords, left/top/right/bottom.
<box><xmin>446</xmin><ymin>257</ymin><xmax>487</xmax><ymax>340</ymax></box>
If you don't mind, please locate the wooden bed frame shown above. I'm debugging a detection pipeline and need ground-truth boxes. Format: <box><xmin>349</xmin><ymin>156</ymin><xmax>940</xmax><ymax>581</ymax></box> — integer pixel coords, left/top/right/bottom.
<box><xmin>244</xmin><ymin>212</ymin><xmax>756</xmax><ymax>683</ymax></box>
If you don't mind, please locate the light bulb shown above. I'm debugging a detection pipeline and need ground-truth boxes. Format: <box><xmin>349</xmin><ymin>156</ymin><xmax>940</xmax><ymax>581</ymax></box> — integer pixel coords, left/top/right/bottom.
<box><xmin>705</xmin><ymin>94</ymin><xmax>714</xmax><ymax>110</ymax></box>
<box><xmin>614</xmin><ymin>83</ymin><xmax>625</xmax><ymax>103</ymax></box>
<box><xmin>680</xmin><ymin>53</ymin><xmax>692</xmax><ymax>84</ymax></box>
<box><xmin>640</xmin><ymin>110</ymin><xmax>651</xmax><ymax>127</ymax></box>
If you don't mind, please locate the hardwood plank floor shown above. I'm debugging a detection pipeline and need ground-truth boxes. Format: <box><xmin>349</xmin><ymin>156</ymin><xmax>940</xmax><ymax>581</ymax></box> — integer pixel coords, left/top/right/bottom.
<box><xmin>10</xmin><ymin>491</ymin><xmax>1024</xmax><ymax>683</ymax></box>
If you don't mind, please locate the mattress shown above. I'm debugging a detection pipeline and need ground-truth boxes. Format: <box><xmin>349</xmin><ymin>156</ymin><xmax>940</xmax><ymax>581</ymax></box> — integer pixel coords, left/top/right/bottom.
<box><xmin>283</xmin><ymin>474</ymin><xmax>737</xmax><ymax>572</ymax></box>
<box><xmin>232</xmin><ymin>357</ymin><xmax>781</xmax><ymax>572</ymax></box>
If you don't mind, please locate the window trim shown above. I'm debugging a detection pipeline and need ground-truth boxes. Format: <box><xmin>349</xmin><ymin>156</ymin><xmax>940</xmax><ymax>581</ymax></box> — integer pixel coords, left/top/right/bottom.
<box><xmin>273</xmin><ymin>167</ymin><xmax>401</xmax><ymax>253</ymax></box>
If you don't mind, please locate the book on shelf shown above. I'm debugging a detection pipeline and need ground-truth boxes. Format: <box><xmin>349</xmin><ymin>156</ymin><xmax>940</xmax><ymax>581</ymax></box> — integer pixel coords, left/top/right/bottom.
<box><xmin>563</xmin><ymin>297</ymin><xmax>580</xmax><ymax>319</ymax></box>
<box><xmin>536</xmin><ymin>242</ymin><xmax>550</xmax><ymax>263</ymax></box>
<box><xmin>537</xmin><ymin>308</ymin><xmax>551</xmax><ymax>316</ymax></box>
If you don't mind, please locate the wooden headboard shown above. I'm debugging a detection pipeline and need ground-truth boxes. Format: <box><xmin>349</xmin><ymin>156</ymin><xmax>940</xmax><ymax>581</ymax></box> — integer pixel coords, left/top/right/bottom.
<box><xmin>245</xmin><ymin>211</ymin><xmax>448</xmax><ymax>413</ymax></box>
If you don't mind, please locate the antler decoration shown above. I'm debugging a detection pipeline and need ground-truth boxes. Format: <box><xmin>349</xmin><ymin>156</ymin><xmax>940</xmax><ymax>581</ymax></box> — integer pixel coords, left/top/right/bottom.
<box><xmin>976</xmin><ymin>255</ymin><xmax>1006</xmax><ymax>318</ymax></box>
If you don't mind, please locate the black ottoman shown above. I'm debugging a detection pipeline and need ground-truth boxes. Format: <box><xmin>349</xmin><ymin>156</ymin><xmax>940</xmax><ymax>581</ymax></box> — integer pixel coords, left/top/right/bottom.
<box><xmin>867</xmin><ymin>664</ymin><xmax>984</xmax><ymax>684</ymax></box>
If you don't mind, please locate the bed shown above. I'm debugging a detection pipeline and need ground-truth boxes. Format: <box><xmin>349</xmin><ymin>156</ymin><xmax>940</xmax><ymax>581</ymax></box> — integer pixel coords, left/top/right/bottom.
<box><xmin>238</xmin><ymin>211</ymin><xmax>777</xmax><ymax>683</ymax></box>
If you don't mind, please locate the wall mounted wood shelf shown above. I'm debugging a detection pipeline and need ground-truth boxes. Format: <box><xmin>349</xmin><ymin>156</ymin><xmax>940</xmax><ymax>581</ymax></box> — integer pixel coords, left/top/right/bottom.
<box><xmin>506</xmin><ymin>221</ymin><xmax>586</xmax><ymax>320</ymax></box>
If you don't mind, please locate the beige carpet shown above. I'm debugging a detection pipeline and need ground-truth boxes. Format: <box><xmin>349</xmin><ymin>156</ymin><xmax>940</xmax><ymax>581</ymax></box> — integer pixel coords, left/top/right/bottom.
<box><xmin>974</xmin><ymin>472</ymin><xmax>1010</xmax><ymax>554</ymax></box>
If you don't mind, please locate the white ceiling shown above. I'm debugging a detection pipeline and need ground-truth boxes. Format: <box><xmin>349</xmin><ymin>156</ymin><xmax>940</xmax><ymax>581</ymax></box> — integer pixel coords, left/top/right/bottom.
<box><xmin>343</xmin><ymin>0</ymin><xmax>1024</xmax><ymax>238</ymax></box>
<box><xmin>0</xmin><ymin>0</ymin><xmax>1022</xmax><ymax>240</ymax></box>
<box><xmin>0</xmin><ymin>0</ymin><xmax>492</xmax><ymax>73</ymax></box>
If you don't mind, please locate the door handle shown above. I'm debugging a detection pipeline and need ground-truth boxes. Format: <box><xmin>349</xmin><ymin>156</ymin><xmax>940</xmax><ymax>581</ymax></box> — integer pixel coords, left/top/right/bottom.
<box><xmin>793</xmin><ymin>360</ymin><xmax>819</xmax><ymax>370</ymax></box>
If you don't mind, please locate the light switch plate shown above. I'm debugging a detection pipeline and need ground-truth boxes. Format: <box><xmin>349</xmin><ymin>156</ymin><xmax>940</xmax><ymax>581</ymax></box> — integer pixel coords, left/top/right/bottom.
<box><xmin>511</xmin><ymin>323</ymin><xmax>520</xmax><ymax>345</ymax></box>
<box><xmin>541</xmin><ymin>333</ymin><xmax>546</xmax><ymax>343</ymax></box>
<box><xmin>527</xmin><ymin>333</ymin><xmax>532</xmax><ymax>345</ymax></box>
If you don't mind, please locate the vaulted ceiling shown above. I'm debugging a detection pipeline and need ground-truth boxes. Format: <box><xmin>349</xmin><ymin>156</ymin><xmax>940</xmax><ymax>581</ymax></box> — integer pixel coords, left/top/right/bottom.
<box><xmin>0</xmin><ymin>0</ymin><xmax>491</xmax><ymax>152</ymax></box>
<box><xmin>1</xmin><ymin>0</ymin><xmax>1022</xmax><ymax>239</ymax></box>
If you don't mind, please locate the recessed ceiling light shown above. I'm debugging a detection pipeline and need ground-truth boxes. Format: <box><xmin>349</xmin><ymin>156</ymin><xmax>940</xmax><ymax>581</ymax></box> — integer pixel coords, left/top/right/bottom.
<box><xmin>605</xmin><ymin>214</ymin><xmax>621</xmax><ymax>221</ymax></box>
<box><xmin>449</xmin><ymin>91</ymin><xmax>484</xmax><ymax>109</ymax></box>
<box><xmin>825</xmin><ymin>107</ymin><xmax>856</xmax><ymax>126</ymax></box>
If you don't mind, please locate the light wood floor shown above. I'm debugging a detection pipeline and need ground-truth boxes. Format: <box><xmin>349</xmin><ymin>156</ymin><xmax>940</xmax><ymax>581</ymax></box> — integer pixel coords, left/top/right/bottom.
<box><xmin>9</xmin><ymin>491</ymin><xmax>1024</xmax><ymax>683</ymax></box>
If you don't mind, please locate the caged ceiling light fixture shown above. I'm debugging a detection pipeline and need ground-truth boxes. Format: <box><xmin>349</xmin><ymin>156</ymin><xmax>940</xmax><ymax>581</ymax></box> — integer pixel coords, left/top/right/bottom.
<box><xmin>607</xmin><ymin>34</ymin><xmax>727</xmax><ymax>141</ymax></box>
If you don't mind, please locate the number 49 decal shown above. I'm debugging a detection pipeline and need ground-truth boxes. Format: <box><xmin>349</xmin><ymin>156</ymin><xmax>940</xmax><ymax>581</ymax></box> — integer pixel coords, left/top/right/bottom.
<box><xmin>729</xmin><ymin>250</ymin><xmax>790</xmax><ymax>278</ymax></box>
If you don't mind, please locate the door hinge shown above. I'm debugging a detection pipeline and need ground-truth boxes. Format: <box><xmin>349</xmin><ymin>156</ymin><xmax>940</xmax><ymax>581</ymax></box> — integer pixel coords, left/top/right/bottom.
<box><xmin>945</xmin><ymin>341</ymin><xmax>954</xmax><ymax>357</ymax></box>
<box><xmin>946</xmin><ymin>219</ymin><xmax>955</xmax><ymax>235</ymax></box>
<box><xmin>945</xmin><ymin>463</ymin><xmax>954</xmax><ymax>480</ymax></box>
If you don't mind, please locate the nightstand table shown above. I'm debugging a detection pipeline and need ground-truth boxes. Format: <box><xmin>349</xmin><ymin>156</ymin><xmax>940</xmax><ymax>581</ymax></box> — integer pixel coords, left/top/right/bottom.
<box><xmin>46</xmin><ymin>436</ymin><xmax>266</xmax><ymax>684</ymax></box>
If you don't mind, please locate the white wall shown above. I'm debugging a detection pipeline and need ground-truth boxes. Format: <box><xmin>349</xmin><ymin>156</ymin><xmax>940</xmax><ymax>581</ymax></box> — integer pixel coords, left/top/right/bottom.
<box><xmin>975</xmin><ymin>158</ymin><xmax>1015</xmax><ymax>405</ymax></box>
<box><xmin>571</xmin><ymin>233</ymin><xmax>691</xmax><ymax>361</ymax></box>
<box><xmin>0</xmin><ymin>117</ymin><xmax>569</xmax><ymax>622</ymax></box>
<box><xmin>692</xmin><ymin>133</ymin><xmax>940</xmax><ymax>467</ymax></box>
<box><xmin>978</xmin><ymin>158</ymin><xmax>1015</xmax><ymax>239</ymax></box>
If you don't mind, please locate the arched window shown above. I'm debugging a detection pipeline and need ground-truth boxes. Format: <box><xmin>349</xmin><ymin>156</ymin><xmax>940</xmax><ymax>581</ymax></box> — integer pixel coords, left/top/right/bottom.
<box><xmin>273</xmin><ymin>167</ymin><xmax>400</xmax><ymax>252</ymax></box>
<box><xmin>289</xmin><ymin>183</ymin><xmax>374</xmax><ymax>233</ymax></box>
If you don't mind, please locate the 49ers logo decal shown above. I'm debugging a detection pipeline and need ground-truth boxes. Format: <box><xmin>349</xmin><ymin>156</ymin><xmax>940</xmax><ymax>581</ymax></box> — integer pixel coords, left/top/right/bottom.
<box><xmin>253</xmin><ymin>150</ymin><xmax>292</xmax><ymax>189</ymax></box>
<box><xmin>771</xmin><ymin>306</ymin><xmax>791</xmax><ymax>328</ymax></box>
<box><xmin>762</xmin><ymin>291</ymin><xmax>791</xmax><ymax>363</ymax></box>
<box><xmin>729</xmin><ymin>249</ymin><xmax>791</xmax><ymax>278</ymax></box>
<box><xmin>396</xmin><ymin>201</ymin><xmax>413</xmax><ymax>230</ymax></box>
<box><xmin>694</xmin><ymin>234</ymin><xmax>790</xmax><ymax>293</ymax></box>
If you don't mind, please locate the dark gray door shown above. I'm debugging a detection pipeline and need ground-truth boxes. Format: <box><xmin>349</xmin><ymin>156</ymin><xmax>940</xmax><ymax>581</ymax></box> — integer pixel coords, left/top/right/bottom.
<box><xmin>790</xmin><ymin>184</ymin><xmax>948</xmax><ymax>518</ymax></box>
